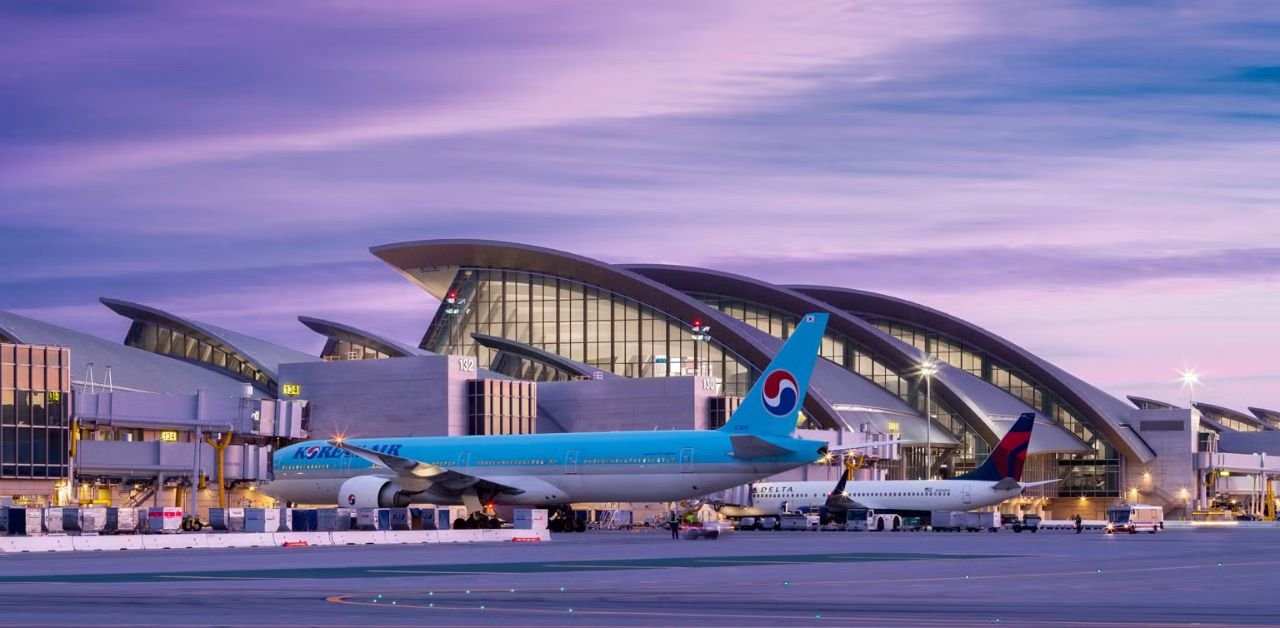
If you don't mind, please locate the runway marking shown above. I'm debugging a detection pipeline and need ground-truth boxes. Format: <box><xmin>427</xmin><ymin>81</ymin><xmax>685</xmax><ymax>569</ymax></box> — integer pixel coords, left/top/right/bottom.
<box><xmin>552</xmin><ymin>563</ymin><xmax>675</xmax><ymax>569</ymax></box>
<box><xmin>365</xmin><ymin>569</ymin><xmax>521</xmax><ymax>576</ymax></box>
<box><xmin>156</xmin><ymin>575</ymin><xmax>292</xmax><ymax>581</ymax></box>
<box><xmin>323</xmin><ymin>595</ymin><xmax>1256</xmax><ymax>626</ymax></box>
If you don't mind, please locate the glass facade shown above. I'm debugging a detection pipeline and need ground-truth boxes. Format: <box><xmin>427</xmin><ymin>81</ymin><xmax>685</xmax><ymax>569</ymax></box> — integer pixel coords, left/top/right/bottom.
<box><xmin>321</xmin><ymin>339</ymin><xmax>392</xmax><ymax>361</ymax></box>
<box><xmin>868</xmin><ymin>317</ymin><xmax>1121</xmax><ymax>497</ymax></box>
<box><xmin>1205</xmin><ymin>414</ymin><xmax>1263</xmax><ymax>432</ymax></box>
<box><xmin>0</xmin><ymin>344</ymin><xmax>71</xmax><ymax>479</ymax></box>
<box><xmin>694</xmin><ymin>295</ymin><xmax>983</xmax><ymax>477</ymax></box>
<box><xmin>423</xmin><ymin>269</ymin><xmax>757</xmax><ymax>397</ymax></box>
<box><xmin>124</xmin><ymin>321</ymin><xmax>273</xmax><ymax>393</ymax></box>
<box><xmin>467</xmin><ymin>379</ymin><xmax>537</xmax><ymax>435</ymax></box>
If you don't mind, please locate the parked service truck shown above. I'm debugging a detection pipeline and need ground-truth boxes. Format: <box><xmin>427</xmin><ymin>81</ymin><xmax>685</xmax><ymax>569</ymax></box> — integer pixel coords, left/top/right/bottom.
<box><xmin>1106</xmin><ymin>504</ymin><xmax>1164</xmax><ymax>534</ymax></box>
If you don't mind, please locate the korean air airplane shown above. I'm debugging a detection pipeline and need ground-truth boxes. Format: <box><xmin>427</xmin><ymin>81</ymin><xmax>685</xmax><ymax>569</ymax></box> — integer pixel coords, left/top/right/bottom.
<box><xmin>748</xmin><ymin>412</ymin><xmax>1056</xmax><ymax>516</ymax></box>
<box><xmin>262</xmin><ymin>313</ymin><xmax>831</xmax><ymax>512</ymax></box>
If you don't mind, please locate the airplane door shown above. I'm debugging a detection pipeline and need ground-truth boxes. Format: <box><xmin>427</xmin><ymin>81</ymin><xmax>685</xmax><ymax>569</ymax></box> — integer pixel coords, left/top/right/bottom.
<box><xmin>679</xmin><ymin>448</ymin><xmax>694</xmax><ymax>473</ymax></box>
<box><xmin>963</xmin><ymin>484</ymin><xmax>972</xmax><ymax>505</ymax></box>
<box><xmin>565</xmin><ymin>449</ymin><xmax>579</xmax><ymax>475</ymax></box>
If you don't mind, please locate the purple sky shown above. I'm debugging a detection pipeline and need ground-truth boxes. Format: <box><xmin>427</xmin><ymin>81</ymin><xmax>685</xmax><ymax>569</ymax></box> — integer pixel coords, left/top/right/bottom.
<box><xmin>2</xmin><ymin>1</ymin><xmax>1278</xmax><ymax>411</ymax></box>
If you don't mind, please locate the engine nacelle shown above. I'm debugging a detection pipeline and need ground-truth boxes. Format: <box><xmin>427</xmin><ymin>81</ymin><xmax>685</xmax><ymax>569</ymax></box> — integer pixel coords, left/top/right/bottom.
<box><xmin>338</xmin><ymin>475</ymin><xmax>411</xmax><ymax>508</ymax></box>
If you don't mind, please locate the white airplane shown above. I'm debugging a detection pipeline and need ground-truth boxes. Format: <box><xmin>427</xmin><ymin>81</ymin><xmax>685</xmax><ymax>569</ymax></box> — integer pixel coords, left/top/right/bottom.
<box><xmin>748</xmin><ymin>412</ymin><xmax>1057</xmax><ymax>516</ymax></box>
<box><xmin>262</xmin><ymin>314</ymin><xmax>832</xmax><ymax>512</ymax></box>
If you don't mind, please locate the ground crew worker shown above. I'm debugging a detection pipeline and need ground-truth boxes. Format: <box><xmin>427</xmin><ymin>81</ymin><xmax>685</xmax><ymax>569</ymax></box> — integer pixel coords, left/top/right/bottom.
<box><xmin>668</xmin><ymin>512</ymin><xmax>680</xmax><ymax>539</ymax></box>
<box><xmin>1074</xmin><ymin>513</ymin><xmax>1083</xmax><ymax>534</ymax></box>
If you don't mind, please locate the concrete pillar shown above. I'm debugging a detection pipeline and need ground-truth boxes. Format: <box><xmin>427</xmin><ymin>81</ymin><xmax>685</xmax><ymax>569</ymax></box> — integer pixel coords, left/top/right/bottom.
<box><xmin>154</xmin><ymin>474</ymin><xmax>164</xmax><ymax>507</ymax></box>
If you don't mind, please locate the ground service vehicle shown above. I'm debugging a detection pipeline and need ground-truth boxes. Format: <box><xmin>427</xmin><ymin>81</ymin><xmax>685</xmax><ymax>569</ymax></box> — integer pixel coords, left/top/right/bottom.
<box><xmin>778</xmin><ymin>513</ymin><xmax>819</xmax><ymax>530</ymax></box>
<box><xmin>1106</xmin><ymin>504</ymin><xmax>1164</xmax><ymax>533</ymax></box>
<box><xmin>1010</xmin><ymin>514</ymin><xmax>1040</xmax><ymax>533</ymax></box>
<box><xmin>964</xmin><ymin>511</ymin><xmax>1000</xmax><ymax>532</ymax></box>
<box><xmin>846</xmin><ymin>507</ymin><xmax>901</xmax><ymax>531</ymax></box>
<box><xmin>931</xmin><ymin>510</ymin><xmax>967</xmax><ymax>532</ymax></box>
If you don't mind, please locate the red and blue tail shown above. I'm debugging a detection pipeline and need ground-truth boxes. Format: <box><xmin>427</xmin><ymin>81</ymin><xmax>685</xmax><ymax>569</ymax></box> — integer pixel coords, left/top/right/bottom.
<box><xmin>958</xmin><ymin>412</ymin><xmax>1035</xmax><ymax>482</ymax></box>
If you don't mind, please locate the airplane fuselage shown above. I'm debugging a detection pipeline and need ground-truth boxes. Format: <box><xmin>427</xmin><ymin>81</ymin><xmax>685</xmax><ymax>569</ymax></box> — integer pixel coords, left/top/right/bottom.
<box><xmin>750</xmin><ymin>479</ymin><xmax>1024</xmax><ymax>514</ymax></box>
<box><xmin>264</xmin><ymin>430</ymin><xmax>827</xmax><ymax>507</ymax></box>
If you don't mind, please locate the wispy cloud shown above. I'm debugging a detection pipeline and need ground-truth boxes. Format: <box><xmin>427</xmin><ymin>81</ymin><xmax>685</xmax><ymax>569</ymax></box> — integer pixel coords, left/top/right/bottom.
<box><xmin>2</xmin><ymin>0</ymin><xmax>1279</xmax><ymax>409</ymax></box>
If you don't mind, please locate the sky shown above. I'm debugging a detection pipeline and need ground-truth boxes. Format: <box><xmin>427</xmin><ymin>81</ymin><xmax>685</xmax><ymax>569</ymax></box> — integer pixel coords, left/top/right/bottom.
<box><xmin>2</xmin><ymin>1</ymin><xmax>1278</xmax><ymax>411</ymax></box>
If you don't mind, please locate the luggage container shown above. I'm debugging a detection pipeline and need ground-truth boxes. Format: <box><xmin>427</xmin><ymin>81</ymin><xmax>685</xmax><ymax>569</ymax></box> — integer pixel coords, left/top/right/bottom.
<box><xmin>315</xmin><ymin>508</ymin><xmax>352</xmax><ymax>531</ymax></box>
<box><xmin>385</xmin><ymin>508</ymin><xmax>410</xmax><ymax>531</ymax></box>
<box><xmin>75</xmin><ymin>507</ymin><xmax>107</xmax><ymax>534</ymax></box>
<box><xmin>106</xmin><ymin>508</ymin><xmax>140</xmax><ymax>534</ymax></box>
<box><xmin>146</xmin><ymin>507</ymin><xmax>183</xmax><ymax>533</ymax></box>
<box><xmin>411</xmin><ymin>507</ymin><xmax>437</xmax><ymax>530</ymax></box>
<box><xmin>208</xmin><ymin>507</ymin><xmax>245</xmax><ymax>532</ymax></box>
<box><xmin>276</xmin><ymin>508</ymin><xmax>292</xmax><ymax>531</ymax></box>
<box><xmin>930</xmin><ymin>510</ymin><xmax>966</xmax><ymax>532</ymax></box>
<box><xmin>244</xmin><ymin>508</ymin><xmax>281</xmax><ymax>533</ymax></box>
<box><xmin>963</xmin><ymin>511</ymin><xmax>1000</xmax><ymax>532</ymax></box>
<box><xmin>44</xmin><ymin>507</ymin><xmax>66</xmax><ymax>534</ymax></box>
<box><xmin>514</xmin><ymin>509</ymin><xmax>548</xmax><ymax>530</ymax></box>
<box><xmin>355</xmin><ymin>508</ymin><xmax>382</xmax><ymax>530</ymax></box>
<box><xmin>291</xmin><ymin>509</ymin><xmax>318</xmax><ymax>532</ymax></box>
<box><xmin>1</xmin><ymin>507</ymin><xmax>43</xmax><ymax>536</ymax></box>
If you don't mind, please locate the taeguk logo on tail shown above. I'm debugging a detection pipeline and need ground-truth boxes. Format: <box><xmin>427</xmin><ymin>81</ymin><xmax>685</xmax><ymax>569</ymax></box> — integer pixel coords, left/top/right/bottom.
<box><xmin>762</xmin><ymin>369</ymin><xmax>799</xmax><ymax>417</ymax></box>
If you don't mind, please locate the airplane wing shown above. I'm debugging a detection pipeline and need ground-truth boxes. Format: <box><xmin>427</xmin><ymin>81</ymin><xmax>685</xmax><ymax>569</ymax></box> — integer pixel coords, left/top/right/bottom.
<box><xmin>1018</xmin><ymin>479</ymin><xmax>1062</xmax><ymax>489</ymax></box>
<box><xmin>329</xmin><ymin>439</ymin><xmax>526</xmax><ymax>496</ymax></box>
<box><xmin>825</xmin><ymin>441</ymin><xmax>900</xmax><ymax>455</ymax></box>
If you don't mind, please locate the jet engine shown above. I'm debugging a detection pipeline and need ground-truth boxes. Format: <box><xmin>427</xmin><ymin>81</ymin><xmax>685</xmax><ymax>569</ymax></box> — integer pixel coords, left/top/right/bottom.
<box><xmin>338</xmin><ymin>475</ymin><xmax>412</xmax><ymax>508</ymax></box>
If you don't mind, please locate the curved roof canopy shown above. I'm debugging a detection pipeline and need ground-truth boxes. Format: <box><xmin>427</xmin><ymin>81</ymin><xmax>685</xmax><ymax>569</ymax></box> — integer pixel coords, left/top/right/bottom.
<box><xmin>371</xmin><ymin>239</ymin><xmax>856</xmax><ymax>430</ymax></box>
<box><xmin>1128</xmin><ymin>395</ymin><xmax>1181</xmax><ymax>411</ymax></box>
<box><xmin>626</xmin><ymin>265</ymin><xmax>1088</xmax><ymax>454</ymax></box>
<box><xmin>791</xmin><ymin>285</ymin><xmax>1154</xmax><ymax>462</ymax></box>
<box><xmin>472</xmin><ymin>333</ymin><xmax>620</xmax><ymax>380</ymax></box>
<box><xmin>298</xmin><ymin>316</ymin><xmax>427</xmax><ymax>358</ymax></box>
<box><xmin>1194</xmin><ymin>402</ymin><xmax>1272</xmax><ymax>431</ymax></box>
<box><xmin>1249</xmin><ymin>407</ymin><xmax>1280</xmax><ymax>429</ymax></box>
<box><xmin>0</xmin><ymin>310</ymin><xmax>255</xmax><ymax>398</ymax></box>
<box><xmin>101</xmin><ymin>298</ymin><xmax>317</xmax><ymax>393</ymax></box>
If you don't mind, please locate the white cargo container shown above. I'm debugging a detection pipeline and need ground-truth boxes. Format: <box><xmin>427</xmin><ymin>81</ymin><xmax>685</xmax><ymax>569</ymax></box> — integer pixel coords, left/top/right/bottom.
<box><xmin>147</xmin><ymin>507</ymin><xmax>183</xmax><ymax>533</ymax></box>
<box><xmin>244</xmin><ymin>508</ymin><xmax>281</xmax><ymax>533</ymax></box>
<box><xmin>106</xmin><ymin>508</ymin><xmax>140</xmax><ymax>534</ymax></box>
<box><xmin>514</xmin><ymin>509</ymin><xmax>548</xmax><ymax>530</ymax></box>
<box><xmin>77</xmin><ymin>506</ymin><xmax>108</xmax><ymax>534</ymax></box>
<box><xmin>931</xmin><ymin>510</ymin><xmax>967</xmax><ymax>532</ymax></box>
<box><xmin>208</xmin><ymin>507</ymin><xmax>245</xmax><ymax>531</ymax></box>
<box><xmin>43</xmin><ymin>507</ymin><xmax>65</xmax><ymax>534</ymax></box>
<box><xmin>963</xmin><ymin>511</ymin><xmax>1000</xmax><ymax>532</ymax></box>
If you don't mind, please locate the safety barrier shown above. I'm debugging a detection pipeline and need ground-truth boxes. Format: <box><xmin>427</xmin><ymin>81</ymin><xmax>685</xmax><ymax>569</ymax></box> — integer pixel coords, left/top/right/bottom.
<box><xmin>0</xmin><ymin>528</ymin><xmax>548</xmax><ymax>553</ymax></box>
<box><xmin>141</xmin><ymin>534</ymin><xmax>209</xmax><ymax>550</ymax></box>
<box><xmin>71</xmin><ymin>535</ymin><xmax>144</xmax><ymax>551</ymax></box>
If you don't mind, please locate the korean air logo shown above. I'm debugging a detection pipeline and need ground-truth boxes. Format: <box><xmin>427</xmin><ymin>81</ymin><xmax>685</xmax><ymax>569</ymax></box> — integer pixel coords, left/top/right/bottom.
<box><xmin>302</xmin><ymin>446</ymin><xmax>322</xmax><ymax>459</ymax></box>
<box><xmin>762</xmin><ymin>369</ymin><xmax>799</xmax><ymax>417</ymax></box>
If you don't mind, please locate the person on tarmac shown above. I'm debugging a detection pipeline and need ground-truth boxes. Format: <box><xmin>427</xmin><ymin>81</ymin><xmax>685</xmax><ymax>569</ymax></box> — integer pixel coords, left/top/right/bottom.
<box><xmin>668</xmin><ymin>512</ymin><xmax>680</xmax><ymax>539</ymax></box>
<box><xmin>1074</xmin><ymin>513</ymin><xmax>1083</xmax><ymax>534</ymax></box>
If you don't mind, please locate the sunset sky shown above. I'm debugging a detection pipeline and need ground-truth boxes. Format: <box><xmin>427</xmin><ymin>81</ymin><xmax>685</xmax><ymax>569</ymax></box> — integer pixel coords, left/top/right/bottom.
<box><xmin>2</xmin><ymin>1</ymin><xmax>1277</xmax><ymax>410</ymax></box>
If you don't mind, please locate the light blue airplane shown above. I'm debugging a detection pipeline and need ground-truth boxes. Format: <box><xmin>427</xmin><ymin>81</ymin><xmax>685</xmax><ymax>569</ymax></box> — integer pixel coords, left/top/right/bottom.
<box><xmin>263</xmin><ymin>313</ymin><xmax>830</xmax><ymax>512</ymax></box>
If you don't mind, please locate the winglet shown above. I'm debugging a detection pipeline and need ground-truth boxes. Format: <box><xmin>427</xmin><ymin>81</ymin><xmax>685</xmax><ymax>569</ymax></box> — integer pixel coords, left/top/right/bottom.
<box><xmin>719</xmin><ymin>313</ymin><xmax>828</xmax><ymax>437</ymax></box>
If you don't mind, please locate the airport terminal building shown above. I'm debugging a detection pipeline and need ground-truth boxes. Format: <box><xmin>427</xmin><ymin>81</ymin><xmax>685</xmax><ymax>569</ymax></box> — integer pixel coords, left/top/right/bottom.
<box><xmin>3</xmin><ymin>239</ymin><xmax>1278</xmax><ymax>519</ymax></box>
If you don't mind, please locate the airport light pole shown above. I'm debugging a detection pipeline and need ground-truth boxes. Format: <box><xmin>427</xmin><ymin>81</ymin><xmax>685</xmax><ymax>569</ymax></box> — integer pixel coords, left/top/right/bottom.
<box><xmin>918</xmin><ymin>356</ymin><xmax>940</xmax><ymax>481</ymax></box>
<box><xmin>1179</xmin><ymin>368</ymin><xmax>1200</xmax><ymax>406</ymax></box>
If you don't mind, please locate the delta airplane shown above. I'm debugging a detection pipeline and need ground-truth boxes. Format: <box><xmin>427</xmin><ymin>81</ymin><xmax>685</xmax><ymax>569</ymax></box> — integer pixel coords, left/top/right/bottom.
<box><xmin>262</xmin><ymin>313</ymin><xmax>832</xmax><ymax>512</ymax></box>
<box><xmin>748</xmin><ymin>412</ymin><xmax>1056</xmax><ymax>516</ymax></box>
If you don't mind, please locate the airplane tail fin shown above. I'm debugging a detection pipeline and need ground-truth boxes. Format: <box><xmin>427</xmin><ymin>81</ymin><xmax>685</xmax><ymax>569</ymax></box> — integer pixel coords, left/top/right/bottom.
<box><xmin>719</xmin><ymin>313</ymin><xmax>828</xmax><ymax>438</ymax></box>
<box><xmin>957</xmin><ymin>412</ymin><xmax>1035</xmax><ymax>482</ymax></box>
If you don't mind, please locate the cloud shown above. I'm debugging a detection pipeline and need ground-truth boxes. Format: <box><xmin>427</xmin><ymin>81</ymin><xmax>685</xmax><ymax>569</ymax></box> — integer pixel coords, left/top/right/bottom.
<box><xmin>0</xmin><ymin>1</ymin><xmax>978</xmax><ymax>185</ymax></box>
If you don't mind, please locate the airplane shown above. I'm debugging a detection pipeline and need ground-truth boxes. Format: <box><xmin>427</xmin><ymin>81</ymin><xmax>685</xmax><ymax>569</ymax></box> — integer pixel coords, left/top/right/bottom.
<box><xmin>746</xmin><ymin>412</ymin><xmax>1056</xmax><ymax>517</ymax></box>
<box><xmin>261</xmin><ymin>313</ymin><xmax>832</xmax><ymax>513</ymax></box>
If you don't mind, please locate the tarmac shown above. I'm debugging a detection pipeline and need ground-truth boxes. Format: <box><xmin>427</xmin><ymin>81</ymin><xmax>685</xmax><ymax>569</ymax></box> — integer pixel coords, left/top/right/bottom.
<box><xmin>1</xmin><ymin>526</ymin><xmax>1277</xmax><ymax>626</ymax></box>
